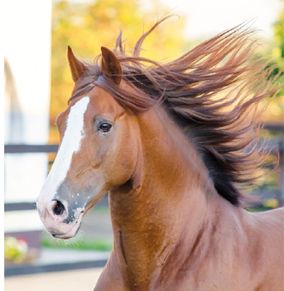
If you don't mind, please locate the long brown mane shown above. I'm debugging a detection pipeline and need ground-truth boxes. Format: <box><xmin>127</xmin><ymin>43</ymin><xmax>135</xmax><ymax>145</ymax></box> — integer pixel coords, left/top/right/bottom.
<box><xmin>69</xmin><ymin>20</ymin><xmax>275</xmax><ymax>206</ymax></box>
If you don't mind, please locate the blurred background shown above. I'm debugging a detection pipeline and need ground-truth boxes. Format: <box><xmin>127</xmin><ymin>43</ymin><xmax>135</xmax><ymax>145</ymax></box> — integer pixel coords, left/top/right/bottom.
<box><xmin>4</xmin><ymin>0</ymin><xmax>284</xmax><ymax>290</ymax></box>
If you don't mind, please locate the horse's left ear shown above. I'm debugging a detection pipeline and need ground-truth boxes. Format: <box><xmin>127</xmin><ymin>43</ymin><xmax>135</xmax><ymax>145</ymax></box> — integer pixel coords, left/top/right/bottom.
<box><xmin>101</xmin><ymin>46</ymin><xmax>122</xmax><ymax>85</ymax></box>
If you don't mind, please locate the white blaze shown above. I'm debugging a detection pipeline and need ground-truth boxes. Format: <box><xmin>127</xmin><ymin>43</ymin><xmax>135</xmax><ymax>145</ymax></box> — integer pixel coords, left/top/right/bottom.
<box><xmin>37</xmin><ymin>96</ymin><xmax>90</xmax><ymax>206</ymax></box>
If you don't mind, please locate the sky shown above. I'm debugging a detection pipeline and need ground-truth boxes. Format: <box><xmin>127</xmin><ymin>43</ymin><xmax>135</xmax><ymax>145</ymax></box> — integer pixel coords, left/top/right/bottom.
<box><xmin>159</xmin><ymin>0</ymin><xmax>280</xmax><ymax>39</ymax></box>
<box><xmin>72</xmin><ymin>0</ymin><xmax>281</xmax><ymax>39</ymax></box>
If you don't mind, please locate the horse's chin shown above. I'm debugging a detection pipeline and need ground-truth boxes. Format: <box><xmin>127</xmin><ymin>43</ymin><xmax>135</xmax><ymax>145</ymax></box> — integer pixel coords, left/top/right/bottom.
<box><xmin>54</xmin><ymin>192</ymin><xmax>107</xmax><ymax>239</ymax></box>
<box><xmin>51</xmin><ymin>221</ymin><xmax>81</xmax><ymax>240</ymax></box>
<box><xmin>49</xmin><ymin>210</ymin><xmax>85</xmax><ymax>240</ymax></box>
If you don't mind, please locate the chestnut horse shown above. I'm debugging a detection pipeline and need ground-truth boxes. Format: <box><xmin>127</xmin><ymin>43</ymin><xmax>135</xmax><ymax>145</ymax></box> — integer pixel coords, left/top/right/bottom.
<box><xmin>37</xmin><ymin>22</ymin><xmax>284</xmax><ymax>291</ymax></box>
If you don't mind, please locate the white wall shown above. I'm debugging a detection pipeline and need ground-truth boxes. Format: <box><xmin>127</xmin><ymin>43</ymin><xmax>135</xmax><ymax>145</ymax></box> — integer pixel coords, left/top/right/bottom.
<box><xmin>4</xmin><ymin>0</ymin><xmax>52</xmax><ymax>231</ymax></box>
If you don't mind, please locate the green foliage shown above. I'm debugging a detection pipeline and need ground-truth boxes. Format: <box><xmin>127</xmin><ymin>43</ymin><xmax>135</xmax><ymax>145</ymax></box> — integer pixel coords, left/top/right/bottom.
<box><xmin>261</xmin><ymin>0</ymin><xmax>284</xmax><ymax>122</ymax></box>
<box><xmin>42</xmin><ymin>235</ymin><xmax>112</xmax><ymax>251</ymax></box>
<box><xmin>273</xmin><ymin>0</ymin><xmax>284</xmax><ymax>65</ymax></box>
<box><xmin>246</xmin><ymin>205</ymin><xmax>275</xmax><ymax>212</ymax></box>
<box><xmin>272</xmin><ymin>1</ymin><xmax>284</xmax><ymax>117</ymax></box>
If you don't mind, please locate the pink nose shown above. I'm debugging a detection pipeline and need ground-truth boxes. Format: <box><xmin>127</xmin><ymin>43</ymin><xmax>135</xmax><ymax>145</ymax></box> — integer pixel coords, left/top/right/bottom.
<box><xmin>37</xmin><ymin>198</ymin><xmax>78</xmax><ymax>237</ymax></box>
<box><xmin>46</xmin><ymin>199</ymin><xmax>68</xmax><ymax>221</ymax></box>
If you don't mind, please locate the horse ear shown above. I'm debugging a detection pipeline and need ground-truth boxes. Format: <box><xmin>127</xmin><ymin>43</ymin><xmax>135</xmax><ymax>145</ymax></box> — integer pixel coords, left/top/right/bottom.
<box><xmin>67</xmin><ymin>46</ymin><xmax>87</xmax><ymax>82</ymax></box>
<box><xmin>101</xmin><ymin>46</ymin><xmax>122</xmax><ymax>85</ymax></box>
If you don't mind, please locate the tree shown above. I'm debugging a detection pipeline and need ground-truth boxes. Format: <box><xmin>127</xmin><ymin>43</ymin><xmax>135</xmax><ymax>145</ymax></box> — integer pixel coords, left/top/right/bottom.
<box><xmin>50</xmin><ymin>0</ymin><xmax>186</xmax><ymax>142</ymax></box>
<box><xmin>273</xmin><ymin>0</ymin><xmax>284</xmax><ymax>68</ymax></box>
<box><xmin>269</xmin><ymin>0</ymin><xmax>284</xmax><ymax>120</ymax></box>
<box><xmin>261</xmin><ymin>0</ymin><xmax>284</xmax><ymax>122</ymax></box>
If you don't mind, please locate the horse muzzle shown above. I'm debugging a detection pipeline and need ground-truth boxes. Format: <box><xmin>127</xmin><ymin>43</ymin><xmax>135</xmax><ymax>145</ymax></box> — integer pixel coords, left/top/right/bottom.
<box><xmin>36</xmin><ymin>198</ymin><xmax>84</xmax><ymax>239</ymax></box>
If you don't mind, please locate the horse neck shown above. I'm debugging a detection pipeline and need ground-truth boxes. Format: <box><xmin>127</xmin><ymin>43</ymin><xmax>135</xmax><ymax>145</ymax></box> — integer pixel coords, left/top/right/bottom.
<box><xmin>109</xmin><ymin>106</ymin><xmax>216</xmax><ymax>287</ymax></box>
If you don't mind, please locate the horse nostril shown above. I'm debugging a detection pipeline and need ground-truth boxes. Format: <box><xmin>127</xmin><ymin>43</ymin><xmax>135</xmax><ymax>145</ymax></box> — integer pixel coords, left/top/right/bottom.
<box><xmin>52</xmin><ymin>199</ymin><xmax>65</xmax><ymax>216</ymax></box>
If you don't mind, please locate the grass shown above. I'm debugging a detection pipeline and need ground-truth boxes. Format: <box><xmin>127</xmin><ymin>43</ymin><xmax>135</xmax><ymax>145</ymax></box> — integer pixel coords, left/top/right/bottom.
<box><xmin>42</xmin><ymin>236</ymin><xmax>112</xmax><ymax>251</ymax></box>
<box><xmin>246</xmin><ymin>206</ymin><xmax>274</xmax><ymax>212</ymax></box>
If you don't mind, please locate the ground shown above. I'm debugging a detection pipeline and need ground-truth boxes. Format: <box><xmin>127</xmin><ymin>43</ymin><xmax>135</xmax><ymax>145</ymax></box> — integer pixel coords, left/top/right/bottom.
<box><xmin>5</xmin><ymin>268</ymin><xmax>103</xmax><ymax>291</ymax></box>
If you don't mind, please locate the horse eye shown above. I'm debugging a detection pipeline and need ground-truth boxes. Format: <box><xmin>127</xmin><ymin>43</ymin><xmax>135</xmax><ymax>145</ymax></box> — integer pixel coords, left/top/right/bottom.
<box><xmin>98</xmin><ymin>122</ymin><xmax>112</xmax><ymax>133</ymax></box>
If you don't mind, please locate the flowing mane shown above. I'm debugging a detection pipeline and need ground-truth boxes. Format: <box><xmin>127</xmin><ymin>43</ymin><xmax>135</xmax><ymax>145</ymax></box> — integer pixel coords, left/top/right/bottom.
<box><xmin>69</xmin><ymin>20</ymin><xmax>275</xmax><ymax>206</ymax></box>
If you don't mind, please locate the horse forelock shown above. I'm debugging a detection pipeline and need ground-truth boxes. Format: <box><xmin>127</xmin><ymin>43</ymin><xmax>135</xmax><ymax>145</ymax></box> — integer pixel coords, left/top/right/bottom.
<box><xmin>68</xmin><ymin>20</ymin><xmax>276</xmax><ymax>206</ymax></box>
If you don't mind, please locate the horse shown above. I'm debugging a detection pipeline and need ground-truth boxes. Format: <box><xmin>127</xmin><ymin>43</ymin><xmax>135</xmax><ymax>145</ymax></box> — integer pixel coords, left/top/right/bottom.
<box><xmin>37</xmin><ymin>20</ymin><xmax>284</xmax><ymax>291</ymax></box>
